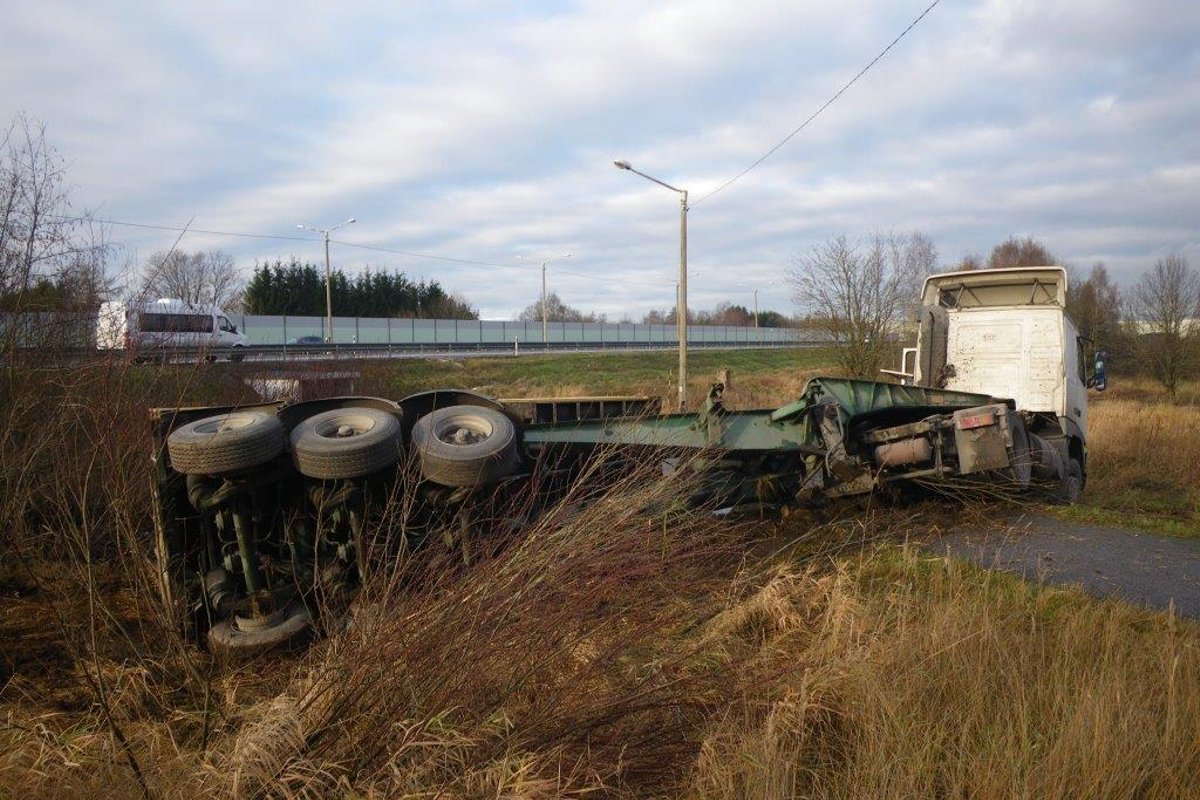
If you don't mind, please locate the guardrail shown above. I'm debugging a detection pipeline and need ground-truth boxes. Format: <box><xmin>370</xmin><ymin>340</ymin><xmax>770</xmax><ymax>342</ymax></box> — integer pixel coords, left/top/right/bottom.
<box><xmin>0</xmin><ymin>339</ymin><xmax>830</xmax><ymax>370</ymax></box>
<box><xmin>72</xmin><ymin>338</ymin><xmax>827</xmax><ymax>364</ymax></box>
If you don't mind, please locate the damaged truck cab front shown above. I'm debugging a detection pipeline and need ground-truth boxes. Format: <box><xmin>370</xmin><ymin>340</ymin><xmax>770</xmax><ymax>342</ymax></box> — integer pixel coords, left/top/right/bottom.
<box><xmin>892</xmin><ymin>266</ymin><xmax>1097</xmax><ymax>500</ymax></box>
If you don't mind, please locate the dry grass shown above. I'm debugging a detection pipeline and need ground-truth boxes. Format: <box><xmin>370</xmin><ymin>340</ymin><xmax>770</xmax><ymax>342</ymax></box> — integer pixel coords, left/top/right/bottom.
<box><xmin>4</xmin><ymin>351</ymin><xmax>1200</xmax><ymax>798</ymax></box>
<box><xmin>192</xmin><ymin>459</ymin><xmax>751</xmax><ymax>798</ymax></box>
<box><xmin>0</xmin><ymin>451</ymin><xmax>759</xmax><ymax>798</ymax></box>
<box><xmin>1073</xmin><ymin>389</ymin><xmax>1200</xmax><ymax>535</ymax></box>
<box><xmin>688</xmin><ymin>547</ymin><xmax>1200</xmax><ymax>799</ymax></box>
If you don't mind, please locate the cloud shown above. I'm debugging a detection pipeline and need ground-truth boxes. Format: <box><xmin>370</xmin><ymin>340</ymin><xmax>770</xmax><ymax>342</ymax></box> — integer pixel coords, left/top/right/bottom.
<box><xmin>1</xmin><ymin>0</ymin><xmax>1197</xmax><ymax>318</ymax></box>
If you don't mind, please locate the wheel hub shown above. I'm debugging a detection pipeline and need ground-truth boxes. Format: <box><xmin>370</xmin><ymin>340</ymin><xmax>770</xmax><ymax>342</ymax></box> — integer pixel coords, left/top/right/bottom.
<box><xmin>448</xmin><ymin>426</ymin><xmax>485</xmax><ymax>445</ymax></box>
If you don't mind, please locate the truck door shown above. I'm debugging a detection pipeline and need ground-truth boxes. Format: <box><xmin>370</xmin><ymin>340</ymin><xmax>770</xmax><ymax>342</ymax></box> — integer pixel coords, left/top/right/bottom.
<box><xmin>1064</xmin><ymin>330</ymin><xmax>1088</xmax><ymax>434</ymax></box>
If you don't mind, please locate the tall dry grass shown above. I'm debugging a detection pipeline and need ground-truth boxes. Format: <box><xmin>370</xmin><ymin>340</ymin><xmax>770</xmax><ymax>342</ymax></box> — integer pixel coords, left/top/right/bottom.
<box><xmin>0</xmin><ymin>352</ymin><xmax>265</xmax><ymax>799</ymax></box>
<box><xmin>1085</xmin><ymin>398</ymin><xmax>1200</xmax><ymax>521</ymax></box>
<box><xmin>687</xmin><ymin>547</ymin><xmax>1200</xmax><ymax>799</ymax></box>
<box><xmin>5</xmin><ymin>351</ymin><xmax>1200</xmax><ymax>799</ymax></box>
<box><xmin>0</xmin><ymin>449</ymin><xmax>763</xmax><ymax>798</ymax></box>
<box><xmin>193</xmin><ymin>458</ymin><xmax>752</xmax><ymax>798</ymax></box>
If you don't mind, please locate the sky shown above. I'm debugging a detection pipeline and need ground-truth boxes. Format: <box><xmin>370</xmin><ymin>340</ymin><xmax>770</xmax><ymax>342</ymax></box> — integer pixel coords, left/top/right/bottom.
<box><xmin>3</xmin><ymin>0</ymin><xmax>1198</xmax><ymax>319</ymax></box>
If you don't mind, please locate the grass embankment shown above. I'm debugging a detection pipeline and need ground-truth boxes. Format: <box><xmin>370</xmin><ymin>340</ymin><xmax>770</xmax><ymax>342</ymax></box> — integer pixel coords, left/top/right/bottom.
<box><xmin>6</xmin><ymin>505</ymin><xmax>1199</xmax><ymax>797</ymax></box>
<box><xmin>343</xmin><ymin>346</ymin><xmax>831</xmax><ymax>408</ymax></box>
<box><xmin>1061</xmin><ymin>378</ymin><xmax>1200</xmax><ymax>537</ymax></box>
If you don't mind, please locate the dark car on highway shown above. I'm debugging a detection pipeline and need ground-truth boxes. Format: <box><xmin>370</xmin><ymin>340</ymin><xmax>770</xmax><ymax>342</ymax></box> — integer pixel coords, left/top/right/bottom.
<box><xmin>286</xmin><ymin>335</ymin><xmax>325</xmax><ymax>346</ymax></box>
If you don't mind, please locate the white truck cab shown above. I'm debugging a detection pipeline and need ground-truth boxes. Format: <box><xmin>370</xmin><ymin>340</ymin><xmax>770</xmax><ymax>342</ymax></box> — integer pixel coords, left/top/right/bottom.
<box><xmin>892</xmin><ymin>266</ymin><xmax>1100</xmax><ymax>497</ymax></box>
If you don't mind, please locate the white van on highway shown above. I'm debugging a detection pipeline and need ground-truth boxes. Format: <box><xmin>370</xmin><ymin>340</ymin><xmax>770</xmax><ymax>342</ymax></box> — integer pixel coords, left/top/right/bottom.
<box><xmin>97</xmin><ymin>298</ymin><xmax>248</xmax><ymax>360</ymax></box>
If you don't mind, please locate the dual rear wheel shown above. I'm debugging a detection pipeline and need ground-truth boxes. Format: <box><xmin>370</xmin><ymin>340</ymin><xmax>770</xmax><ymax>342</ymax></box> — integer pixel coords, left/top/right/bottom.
<box><xmin>167</xmin><ymin>404</ymin><xmax>521</xmax><ymax>485</ymax></box>
<box><xmin>163</xmin><ymin>402</ymin><xmax>521</xmax><ymax>657</ymax></box>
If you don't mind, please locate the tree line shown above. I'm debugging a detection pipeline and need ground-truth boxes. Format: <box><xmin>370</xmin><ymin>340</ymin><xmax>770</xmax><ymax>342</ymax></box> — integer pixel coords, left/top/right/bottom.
<box><xmin>241</xmin><ymin>258</ymin><xmax>477</xmax><ymax>319</ymax></box>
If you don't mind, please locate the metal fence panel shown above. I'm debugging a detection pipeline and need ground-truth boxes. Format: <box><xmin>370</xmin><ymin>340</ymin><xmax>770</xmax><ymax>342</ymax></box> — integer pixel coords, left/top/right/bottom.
<box><xmin>2</xmin><ymin>310</ymin><xmax>819</xmax><ymax>350</ymax></box>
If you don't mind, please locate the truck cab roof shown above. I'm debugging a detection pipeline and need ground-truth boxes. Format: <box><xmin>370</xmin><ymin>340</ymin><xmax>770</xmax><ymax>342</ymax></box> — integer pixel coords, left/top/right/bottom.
<box><xmin>921</xmin><ymin>266</ymin><xmax>1067</xmax><ymax>309</ymax></box>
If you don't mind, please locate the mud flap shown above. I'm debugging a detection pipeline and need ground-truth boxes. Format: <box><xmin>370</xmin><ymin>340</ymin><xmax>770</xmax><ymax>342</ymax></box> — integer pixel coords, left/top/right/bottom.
<box><xmin>952</xmin><ymin>404</ymin><xmax>1011</xmax><ymax>474</ymax></box>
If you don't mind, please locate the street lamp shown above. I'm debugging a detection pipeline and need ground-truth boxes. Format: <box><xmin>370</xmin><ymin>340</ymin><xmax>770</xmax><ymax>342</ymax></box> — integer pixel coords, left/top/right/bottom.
<box><xmin>297</xmin><ymin>218</ymin><xmax>356</xmax><ymax>342</ymax></box>
<box><xmin>518</xmin><ymin>252</ymin><xmax>571</xmax><ymax>349</ymax></box>
<box><xmin>614</xmin><ymin>160</ymin><xmax>690</xmax><ymax>410</ymax></box>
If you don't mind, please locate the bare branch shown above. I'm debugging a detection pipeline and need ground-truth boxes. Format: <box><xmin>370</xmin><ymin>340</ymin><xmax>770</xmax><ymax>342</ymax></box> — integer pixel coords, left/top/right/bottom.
<box><xmin>788</xmin><ymin>231</ymin><xmax>934</xmax><ymax>377</ymax></box>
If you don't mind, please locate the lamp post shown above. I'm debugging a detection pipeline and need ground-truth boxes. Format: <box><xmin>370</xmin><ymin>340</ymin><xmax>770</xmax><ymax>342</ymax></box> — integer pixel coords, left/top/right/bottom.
<box><xmin>297</xmin><ymin>218</ymin><xmax>356</xmax><ymax>342</ymax></box>
<box><xmin>614</xmin><ymin>160</ymin><xmax>689</xmax><ymax>410</ymax></box>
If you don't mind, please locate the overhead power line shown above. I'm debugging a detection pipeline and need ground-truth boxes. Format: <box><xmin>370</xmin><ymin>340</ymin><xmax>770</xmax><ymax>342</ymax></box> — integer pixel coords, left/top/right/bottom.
<box><xmin>82</xmin><ymin>216</ymin><xmax>314</xmax><ymax>243</ymax></box>
<box><xmin>62</xmin><ymin>214</ymin><xmax>676</xmax><ymax>288</ymax></box>
<box><xmin>691</xmin><ymin>0</ymin><xmax>943</xmax><ymax>207</ymax></box>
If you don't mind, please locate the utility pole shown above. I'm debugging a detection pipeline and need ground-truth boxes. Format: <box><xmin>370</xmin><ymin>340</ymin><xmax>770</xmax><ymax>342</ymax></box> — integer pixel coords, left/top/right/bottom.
<box><xmin>678</xmin><ymin>189</ymin><xmax>688</xmax><ymax>408</ymax></box>
<box><xmin>748</xmin><ymin>287</ymin><xmax>758</xmax><ymax>340</ymax></box>
<box><xmin>297</xmin><ymin>218</ymin><xmax>356</xmax><ymax>343</ymax></box>
<box><xmin>323</xmin><ymin>233</ymin><xmax>333</xmax><ymax>342</ymax></box>
<box><xmin>519</xmin><ymin>253</ymin><xmax>570</xmax><ymax>349</ymax></box>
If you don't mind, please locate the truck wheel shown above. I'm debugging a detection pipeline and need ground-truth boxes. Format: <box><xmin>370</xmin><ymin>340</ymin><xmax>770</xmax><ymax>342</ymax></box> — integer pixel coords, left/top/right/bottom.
<box><xmin>1057</xmin><ymin>458</ymin><xmax>1083</xmax><ymax>504</ymax></box>
<box><xmin>290</xmin><ymin>407</ymin><xmax>403</xmax><ymax>480</ymax></box>
<box><xmin>229</xmin><ymin>348</ymin><xmax>245</xmax><ymax>363</ymax></box>
<box><xmin>411</xmin><ymin>405</ymin><xmax>520</xmax><ymax>487</ymax></box>
<box><xmin>207</xmin><ymin>602</ymin><xmax>312</xmax><ymax>659</ymax></box>
<box><xmin>168</xmin><ymin>411</ymin><xmax>285</xmax><ymax>475</ymax></box>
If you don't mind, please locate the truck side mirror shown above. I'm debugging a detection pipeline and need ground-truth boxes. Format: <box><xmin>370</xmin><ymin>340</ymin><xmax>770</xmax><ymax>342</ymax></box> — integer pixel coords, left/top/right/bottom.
<box><xmin>1091</xmin><ymin>350</ymin><xmax>1107</xmax><ymax>392</ymax></box>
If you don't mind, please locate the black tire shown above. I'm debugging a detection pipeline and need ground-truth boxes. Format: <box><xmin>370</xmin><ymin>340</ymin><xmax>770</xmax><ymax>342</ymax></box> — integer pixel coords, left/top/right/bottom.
<box><xmin>207</xmin><ymin>602</ymin><xmax>312</xmax><ymax>659</ymax></box>
<box><xmin>411</xmin><ymin>405</ymin><xmax>520</xmax><ymax>487</ymax></box>
<box><xmin>290</xmin><ymin>407</ymin><xmax>402</xmax><ymax>480</ymax></box>
<box><xmin>168</xmin><ymin>411</ymin><xmax>285</xmax><ymax>475</ymax></box>
<box><xmin>229</xmin><ymin>348</ymin><xmax>245</xmax><ymax>363</ymax></box>
<box><xmin>1057</xmin><ymin>458</ymin><xmax>1083</xmax><ymax>504</ymax></box>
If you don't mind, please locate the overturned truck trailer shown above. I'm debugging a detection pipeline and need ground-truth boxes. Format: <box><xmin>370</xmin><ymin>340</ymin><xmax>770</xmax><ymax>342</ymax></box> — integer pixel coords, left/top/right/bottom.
<box><xmin>151</xmin><ymin>266</ymin><xmax>1101</xmax><ymax>656</ymax></box>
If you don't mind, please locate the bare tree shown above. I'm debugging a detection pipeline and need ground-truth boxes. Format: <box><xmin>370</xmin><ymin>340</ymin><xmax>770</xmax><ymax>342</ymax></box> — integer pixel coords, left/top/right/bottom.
<box><xmin>1127</xmin><ymin>254</ymin><xmax>1200</xmax><ymax>400</ymax></box>
<box><xmin>1068</xmin><ymin>263</ymin><xmax>1128</xmax><ymax>360</ymax></box>
<box><xmin>421</xmin><ymin>289</ymin><xmax>479</xmax><ymax>320</ymax></box>
<box><xmin>516</xmin><ymin>292</ymin><xmax>598</xmax><ymax>323</ymax></box>
<box><xmin>0</xmin><ymin>114</ymin><xmax>114</xmax><ymax>352</ymax></box>
<box><xmin>0</xmin><ymin>113</ymin><xmax>110</xmax><ymax>310</ymax></box>
<box><xmin>788</xmin><ymin>232</ymin><xmax>935</xmax><ymax>378</ymax></box>
<box><xmin>704</xmin><ymin>302</ymin><xmax>753</xmax><ymax>326</ymax></box>
<box><xmin>141</xmin><ymin>249</ymin><xmax>243</xmax><ymax>309</ymax></box>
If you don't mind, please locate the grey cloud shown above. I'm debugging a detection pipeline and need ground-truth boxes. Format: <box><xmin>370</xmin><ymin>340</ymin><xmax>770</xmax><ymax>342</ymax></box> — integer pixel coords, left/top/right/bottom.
<box><xmin>2</xmin><ymin>0</ymin><xmax>1197</xmax><ymax>318</ymax></box>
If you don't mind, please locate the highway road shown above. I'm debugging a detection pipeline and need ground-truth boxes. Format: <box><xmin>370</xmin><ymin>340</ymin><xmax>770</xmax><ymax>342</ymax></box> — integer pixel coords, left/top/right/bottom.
<box><xmin>71</xmin><ymin>339</ymin><xmax>827</xmax><ymax>366</ymax></box>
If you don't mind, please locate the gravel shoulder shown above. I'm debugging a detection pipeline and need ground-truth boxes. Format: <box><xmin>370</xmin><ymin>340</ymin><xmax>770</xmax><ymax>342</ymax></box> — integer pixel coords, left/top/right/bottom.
<box><xmin>925</xmin><ymin>511</ymin><xmax>1200</xmax><ymax>618</ymax></box>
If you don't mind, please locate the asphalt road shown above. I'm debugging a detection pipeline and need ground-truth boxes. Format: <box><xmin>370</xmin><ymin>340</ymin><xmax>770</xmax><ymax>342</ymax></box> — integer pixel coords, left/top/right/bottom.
<box><xmin>927</xmin><ymin>513</ymin><xmax>1200</xmax><ymax>618</ymax></box>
